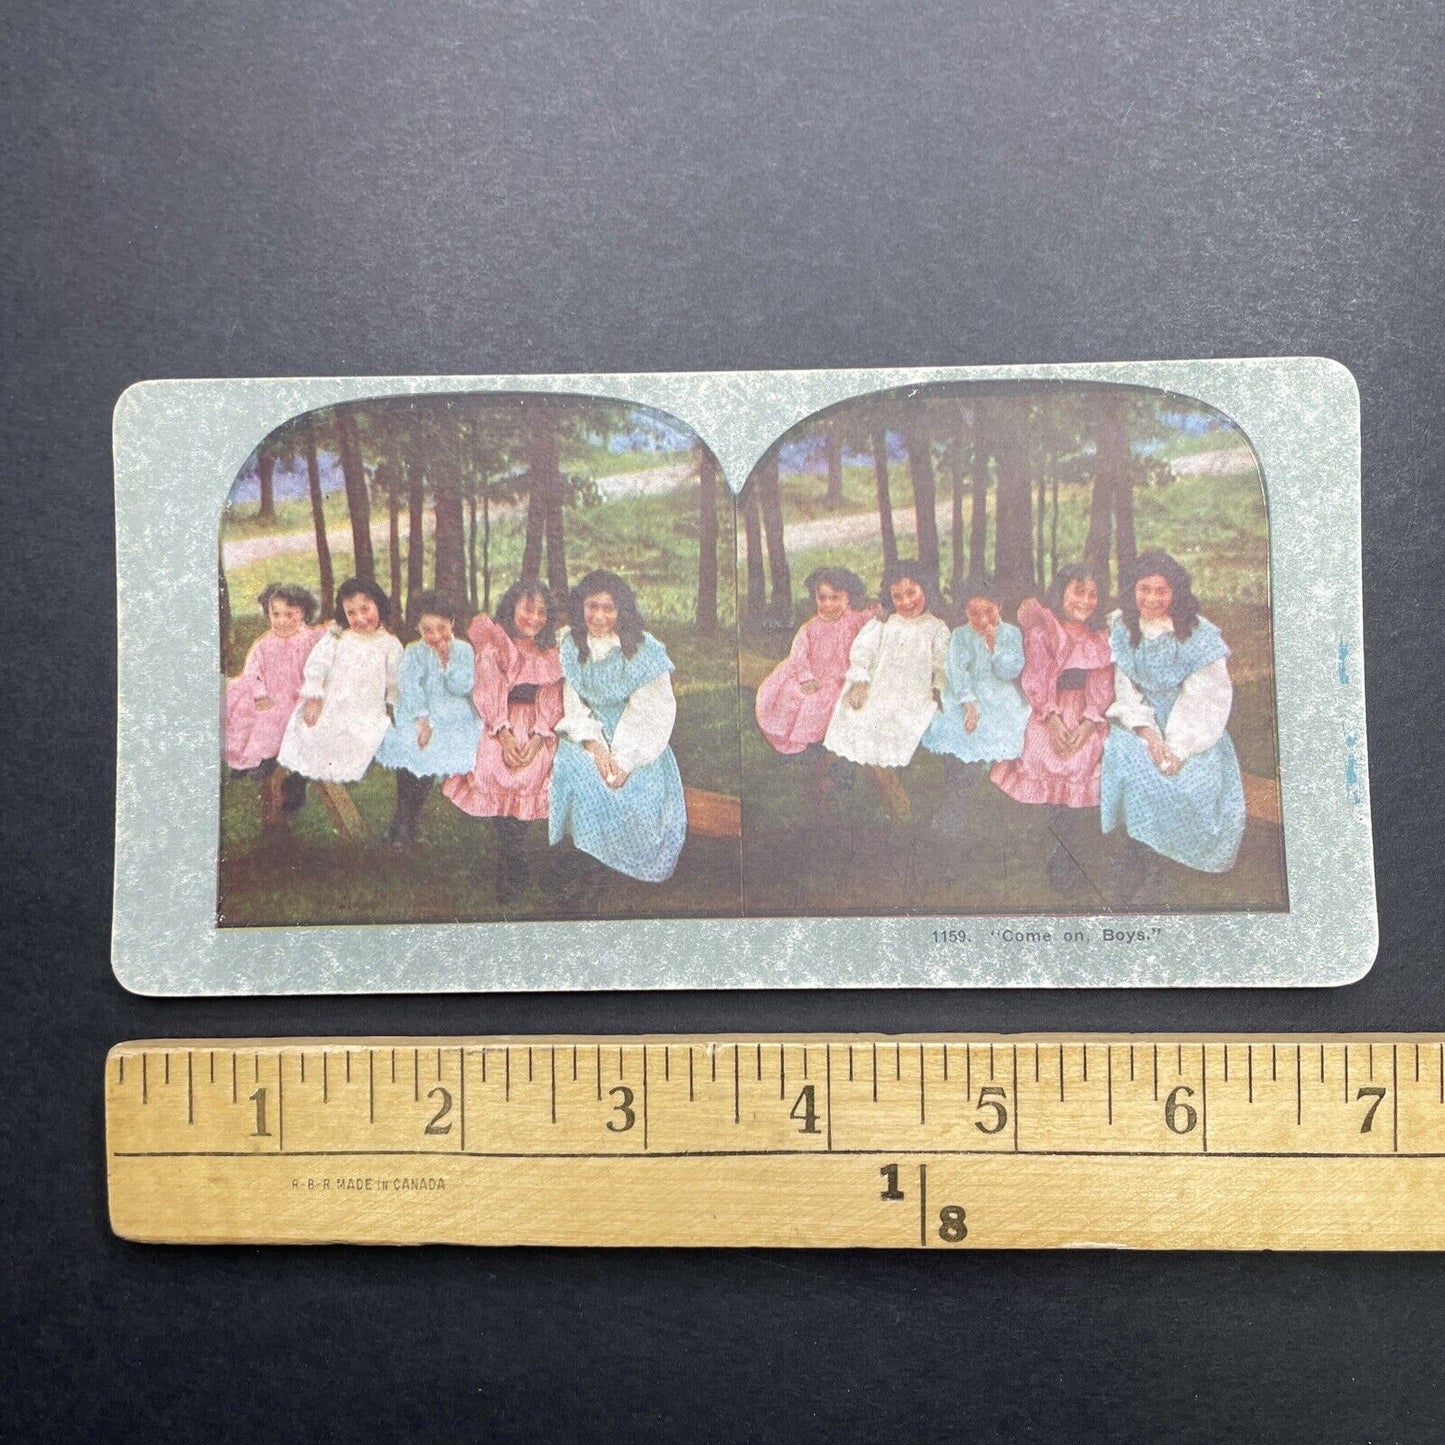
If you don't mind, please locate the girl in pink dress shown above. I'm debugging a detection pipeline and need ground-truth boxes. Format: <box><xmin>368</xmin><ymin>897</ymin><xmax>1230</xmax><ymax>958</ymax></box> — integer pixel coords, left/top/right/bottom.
<box><xmin>755</xmin><ymin>567</ymin><xmax>874</xmax><ymax>756</ymax></box>
<box><xmin>990</xmin><ymin>563</ymin><xmax>1114</xmax><ymax>893</ymax></box>
<box><xmin>224</xmin><ymin>583</ymin><xmax>324</xmax><ymax>776</ymax></box>
<box><xmin>442</xmin><ymin>580</ymin><xmax>564</xmax><ymax>906</ymax></box>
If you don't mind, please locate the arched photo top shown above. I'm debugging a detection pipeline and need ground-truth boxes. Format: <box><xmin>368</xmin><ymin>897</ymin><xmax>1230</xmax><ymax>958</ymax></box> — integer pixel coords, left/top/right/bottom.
<box><xmin>216</xmin><ymin>387</ymin><xmax>743</xmax><ymax>930</ymax></box>
<box><xmin>219</xmin><ymin>389</ymin><xmax>731</xmax><ymax>643</ymax></box>
<box><xmin>739</xmin><ymin>378</ymin><xmax>1269</xmax><ymax>622</ymax></box>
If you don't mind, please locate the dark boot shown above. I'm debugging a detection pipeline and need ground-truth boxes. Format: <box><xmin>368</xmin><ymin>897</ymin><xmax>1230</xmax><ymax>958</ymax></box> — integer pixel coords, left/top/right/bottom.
<box><xmin>1106</xmin><ymin>838</ymin><xmax>1168</xmax><ymax>907</ymax></box>
<box><xmin>280</xmin><ymin>771</ymin><xmax>308</xmax><ymax>815</ymax></box>
<box><xmin>1044</xmin><ymin>804</ymin><xmax>1089</xmax><ymax>895</ymax></box>
<box><xmin>494</xmin><ymin>817</ymin><xmax>530</xmax><ymax>906</ymax></box>
<box><xmin>930</xmin><ymin>758</ymin><xmax>986</xmax><ymax>839</ymax></box>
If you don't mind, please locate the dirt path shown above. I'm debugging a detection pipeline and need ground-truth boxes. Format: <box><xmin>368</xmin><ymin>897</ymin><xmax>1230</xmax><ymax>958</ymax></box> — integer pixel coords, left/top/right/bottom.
<box><xmin>758</xmin><ymin>447</ymin><xmax>1253</xmax><ymax>555</ymax></box>
<box><xmin>224</xmin><ymin>463</ymin><xmax>696</xmax><ymax>570</ymax></box>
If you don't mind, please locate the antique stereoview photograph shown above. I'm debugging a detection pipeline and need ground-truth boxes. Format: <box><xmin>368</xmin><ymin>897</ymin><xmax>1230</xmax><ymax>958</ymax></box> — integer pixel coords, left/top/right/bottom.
<box><xmin>113</xmin><ymin>360</ymin><xmax>1374</xmax><ymax>992</ymax></box>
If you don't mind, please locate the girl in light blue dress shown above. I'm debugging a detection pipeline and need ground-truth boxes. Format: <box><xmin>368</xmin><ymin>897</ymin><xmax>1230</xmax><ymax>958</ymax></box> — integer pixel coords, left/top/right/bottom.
<box><xmin>1100</xmin><ymin>551</ymin><xmax>1246</xmax><ymax>904</ymax></box>
<box><xmin>922</xmin><ymin>590</ymin><xmax>1030</xmax><ymax>836</ymax></box>
<box><xmin>548</xmin><ymin>570</ymin><xmax>687</xmax><ymax>905</ymax></box>
<box><xmin>376</xmin><ymin>591</ymin><xmax>481</xmax><ymax>849</ymax></box>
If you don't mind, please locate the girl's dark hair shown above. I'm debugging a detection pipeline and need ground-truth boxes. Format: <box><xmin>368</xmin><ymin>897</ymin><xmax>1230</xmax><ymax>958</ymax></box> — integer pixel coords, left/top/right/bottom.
<box><xmin>409</xmin><ymin>589</ymin><xmax>461</xmax><ymax>630</ymax></box>
<box><xmin>334</xmin><ymin>576</ymin><xmax>392</xmax><ymax>630</ymax></box>
<box><xmin>1043</xmin><ymin>563</ymin><xmax>1109</xmax><ymax>633</ymax></box>
<box><xmin>1119</xmin><ymin>549</ymin><xmax>1200</xmax><ymax>645</ymax></box>
<box><xmin>878</xmin><ymin>559</ymin><xmax>941</xmax><ymax>616</ymax></box>
<box><xmin>803</xmin><ymin>566</ymin><xmax>868</xmax><ymax>612</ymax></box>
<box><xmin>568</xmin><ymin>569</ymin><xmax>646</xmax><ymax>662</ymax></box>
<box><xmin>257</xmin><ymin>582</ymin><xmax>320</xmax><ymax>625</ymax></box>
<box><xmin>493</xmin><ymin>578</ymin><xmax>558</xmax><ymax>650</ymax></box>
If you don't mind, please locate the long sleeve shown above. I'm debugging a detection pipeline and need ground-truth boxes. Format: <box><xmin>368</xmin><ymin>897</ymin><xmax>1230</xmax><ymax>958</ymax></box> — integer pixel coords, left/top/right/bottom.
<box><xmin>472</xmin><ymin>645</ymin><xmax>511</xmax><ymax>733</ymax></box>
<box><xmin>395</xmin><ymin>648</ymin><xmax>429</xmax><ymax>723</ymax></box>
<box><xmin>990</xmin><ymin>624</ymin><xmax>1025</xmax><ymax>682</ymax></box>
<box><xmin>929</xmin><ymin>621</ymin><xmax>949</xmax><ymax>695</ymax></box>
<box><xmin>1163</xmin><ymin>659</ymin><xmax>1233</xmax><ymax>760</ymax></box>
<box><xmin>610</xmin><ymin>671</ymin><xmax>677</xmax><ymax>775</ymax></box>
<box><xmin>384</xmin><ymin>636</ymin><xmax>403</xmax><ymax>709</ymax></box>
<box><xmin>789</xmin><ymin>621</ymin><xmax>818</xmax><ymax>687</ymax></box>
<box><xmin>1016</xmin><ymin>602</ymin><xmax>1063</xmax><ymax>717</ymax></box>
<box><xmin>298</xmin><ymin>628</ymin><xmax>341</xmax><ymax>700</ymax></box>
<box><xmin>442</xmin><ymin>640</ymin><xmax>475</xmax><ymax>698</ymax></box>
<box><xmin>941</xmin><ymin>632</ymin><xmax>978</xmax><ymax>709</ymax></box>
<box><xmin>534</xmin><ymin>677</ymin><xmax>564</xmax><ymax>739</ymax></box>
<box><xmin>241</xmin><ymin>638</ymin><xmax>270</xmax><ymax>700</ymax></box>
<box><xmin>557</xmin><ymin>679</ymin><xmax>606</xmax><ymax>745</ymax></box>
<box><xmin>1106</xmin><ymin>667</ymin><xmax>1156</xmax><ymax>730</ymax></box>
<box><xmin>844</xmin><ymin>618</ymin><xmax>884</xmax><ymax>685</ymax></box>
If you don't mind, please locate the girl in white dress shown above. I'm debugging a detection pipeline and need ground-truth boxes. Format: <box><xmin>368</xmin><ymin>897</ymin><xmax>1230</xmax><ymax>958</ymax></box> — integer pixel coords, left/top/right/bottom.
<box><xmin>823</xmin><ymin>561</ymin><xmax>949</xmax><ymax>819</ymax></box>
<box><xmin>276</xmin><ymin>577</ymin><xmax>403</xmax><ymax>836</ymax></box>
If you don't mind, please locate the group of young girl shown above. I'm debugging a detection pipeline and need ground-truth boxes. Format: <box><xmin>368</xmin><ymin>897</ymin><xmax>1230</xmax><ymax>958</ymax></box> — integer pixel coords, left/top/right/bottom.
<box><xmin>225</xmin><ymin>546</ymin><xmax>1248</xmax><ymax>911</ymax></box>
<box><xmin>224</xmin><ymin>569</ymin><xmax>688</xmax><ymax>908</ymax></box>
<box><xmin>754</xmin><ymin>551</ymin><xmax>1247</xmax><ymax>902</ymax></box>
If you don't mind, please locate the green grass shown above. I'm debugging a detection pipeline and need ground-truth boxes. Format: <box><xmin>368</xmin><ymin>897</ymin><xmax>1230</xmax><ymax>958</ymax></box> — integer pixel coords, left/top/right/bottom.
<box><xmin>219</xmin><ymin>457</ymin><xmax>1283</xmax><ymax>926</ymax></box>
<box><xmin>224</xmin><ymin>489</ymin><xmax>351</xmax><ymax>538</ymax></box>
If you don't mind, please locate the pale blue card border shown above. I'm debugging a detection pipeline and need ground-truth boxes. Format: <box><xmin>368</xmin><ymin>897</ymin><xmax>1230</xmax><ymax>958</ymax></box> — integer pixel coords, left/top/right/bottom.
<box><xmin>112</xmin><ymin>358</ymin><xmax>1374</xmax><ymax>993</ymax></box>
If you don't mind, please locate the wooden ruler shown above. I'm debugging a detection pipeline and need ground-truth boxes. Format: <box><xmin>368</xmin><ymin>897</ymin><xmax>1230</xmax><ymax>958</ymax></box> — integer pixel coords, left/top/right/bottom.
<box><xmin>107</xmin><ymin>1036</ymin><xmax>1445</xmax><ymax>1249</ymax></box>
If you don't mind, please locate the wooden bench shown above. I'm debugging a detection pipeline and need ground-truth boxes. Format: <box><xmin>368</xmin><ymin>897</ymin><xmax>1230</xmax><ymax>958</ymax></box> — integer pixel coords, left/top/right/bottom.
<box><xmin>681</xmin><ymin>774</ymin><xmax>1280</xmax><ymax>841</ymax></box>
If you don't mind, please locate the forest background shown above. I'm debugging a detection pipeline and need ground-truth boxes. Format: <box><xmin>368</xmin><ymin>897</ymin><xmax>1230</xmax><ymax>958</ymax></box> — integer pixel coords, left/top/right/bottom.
<box><xmin>217</xmin><ymin>385</ymin><xmax>1277</xmax><ymax>923</ymax></box>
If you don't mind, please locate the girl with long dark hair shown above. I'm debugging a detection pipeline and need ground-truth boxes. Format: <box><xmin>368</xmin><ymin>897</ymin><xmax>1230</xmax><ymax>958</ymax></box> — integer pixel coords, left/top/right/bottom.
<box><xmin>547</xmin><ymin>570</ymin><xmax>688</xmax><ymax>902</ymax></box>
<box><xmin>990</xmin><ymin>563</ymin><xmax>1114</xmax><ymax>892</ymax></box>
<box><xmin>1101</xmin><ymin>550</ymin><xmax>1246</xmax><ymax>903</ymax></box>
<box><xmin>443</xmin><ymin>579</ymin><xmax>565</xmax><ymax>904</ymax></box>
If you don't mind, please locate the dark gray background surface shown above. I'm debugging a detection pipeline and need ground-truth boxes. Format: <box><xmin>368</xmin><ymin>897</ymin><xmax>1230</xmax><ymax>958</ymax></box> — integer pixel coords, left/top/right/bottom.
<box><xmin>3</xmin><ymin>1</ymin><xmax>1441</xmax><ymax>1439</ymax></box>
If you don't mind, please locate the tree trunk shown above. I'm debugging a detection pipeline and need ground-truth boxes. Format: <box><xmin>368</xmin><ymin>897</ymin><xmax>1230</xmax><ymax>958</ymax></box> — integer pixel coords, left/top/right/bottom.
<box><xmin>218</xmin><ymin>545</ymin><xmax>233</xmax><ymax>675</ymax></box>
<box><xmin>741</xmin><ymin>478</ymin><xmax>766</xmax><ymax>625</ymax></box>
<box><xmin>404</xmin><ymin>452</ymin><xmax>425</xmax><ymax>625</ymax></box>
<box><xmin>950</xmin><ymin>417</ymin><xmax>969</xmax><ymax>596</ymax></box>
<box><xmin>385</xmin><ymin>465</ymin><xmax>402</xmax><ymax>613</ymax></box>
<box><xmin>1035</xmin><ymin>456</ymin><xmax>1048</xmax><ymax>587</ymax></box>
<box><xmin>825</xmin><ymin>427</ymin><xmax>843</xmax><ymax>508</ymax></box>
<box><xmin>481</xmin><ymin>487</ymin><xmax>492</xmax><ymax>615</ymax></box>
<box><xmin>521</xmin><ymin>410</ymin><xmax>555</xmax><ymax>589</ymax></box>
<box><xmin>992</xmin><ymin>397</ymin><xmax>1034</xmax><ymax>603</ymax></box>
<box><xmin>1115</xmin><ymin>468</ymin><xmax>1137</xmax><ymax>591</ymax></box>
<box><xmin>431</xmin><ymin>424</ymin><xmax>467</xmax><ymax>612</ymax></box>
<box><xmin>696</xmin><ymin>443</ymin><xmax>720</xmax><ymax>636</ymax></box>
<box><xmin>257</xmin><ymin>450</ymin><xmax>276</xmax><ymax>522</ymax></box>
<box><xmin>871</xmin><ymin>427</ymin><xmax>898</xmax><ymax>570</ymax></box>
<box><xmin>904</xmin><ymin>421</ymin><xmax>940</xmax><ymax>578</ymax></box>
<box><xmin>335</xmin><ymin>409</ymin><xmax>374</xmax><ymax>582</ymax></box>
<box><xmin>1050</xmin><ymin>467</ymin><xmax>1060</xmax><ymax>585</ymax></box>
<box><xmin>467</xmin><ymin>489</ymin><xmax>479</xmax><ymax>615</ymax></box>
<box><xmin>304</xmin><ymin>417</ymin><xmax>335</xmax><ymax>617</ymax></box>
<box><xmin>1087</xmin><ymin>389</ymin><xmax>1132</xmax><ymax>595</ymax></box>
<box><xmin>543</xmin><ymin>455</ymin><xmax>569</xmax><ymax>611</ymax></box>
<box><xmin>754</xmin><ymin>451</ymin><xmax>792</xmax><ymax>624</ymax></box>
<box><xmin>969</xmin><ymin>403</ymin><xmax>990</xmax><ymax>582</ymax></box>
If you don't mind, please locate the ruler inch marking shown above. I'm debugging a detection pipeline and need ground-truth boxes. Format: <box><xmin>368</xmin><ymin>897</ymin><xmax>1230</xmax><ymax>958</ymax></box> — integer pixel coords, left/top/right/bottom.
<box><xmin>825</xmin><ymin>1044</ymin><xmax>833</xmax><ymax>1151</ymax></box>
<box><xmin>1392</xmin><ymin>1045</ymin><xmax>1399</xmax><ymax>1154</ymax></box>
<box><xmin>919</xmin><ymin>1163</ymin><xmax>927</xmax><ymax>1248</ymax></box>
<box><xmin>1201</xmin><ymin>1044</ymin><xmax>1208</xmax><ymax>1154</ymax></box>
<box><xmin>108</xmin><ymin>1035</ymin><xmax>1445</xmax><ymax>1250</ymax></box>
<box><xmin>1012</xmin><ymin>1045</ymin><xmax>1020</xmax><ymax>1153</ymax></box>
